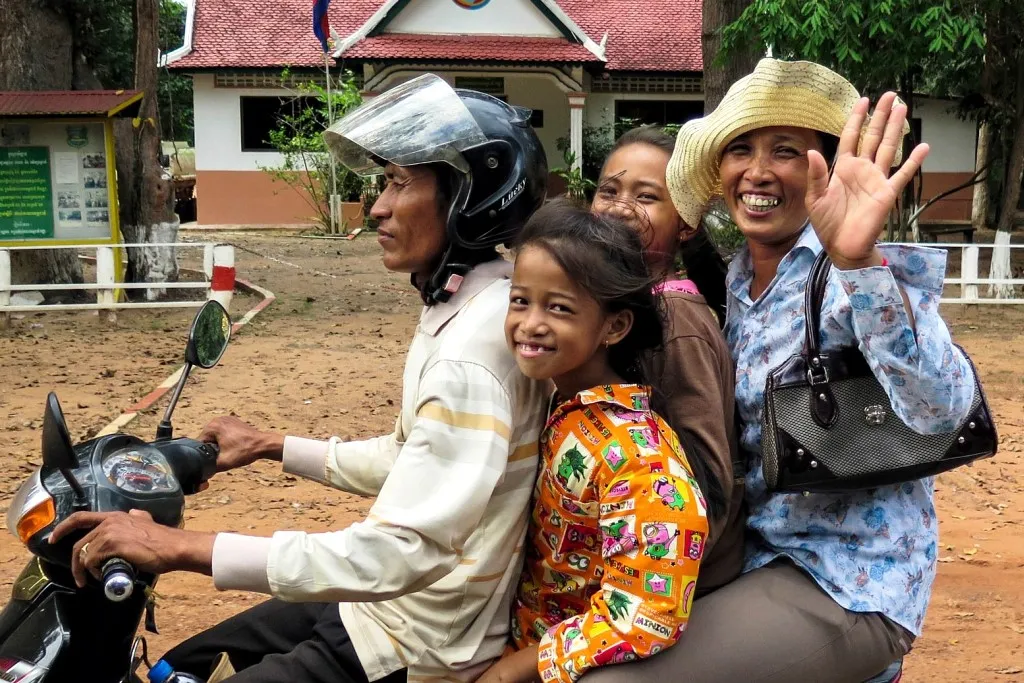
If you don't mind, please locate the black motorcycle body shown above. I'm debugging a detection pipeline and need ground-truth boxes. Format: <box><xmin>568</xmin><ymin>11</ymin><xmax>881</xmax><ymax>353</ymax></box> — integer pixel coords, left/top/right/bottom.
<box><xmin>0</xmin><ymin>301</ymin><xmax>230</xmax><ymax>683</ymax></box>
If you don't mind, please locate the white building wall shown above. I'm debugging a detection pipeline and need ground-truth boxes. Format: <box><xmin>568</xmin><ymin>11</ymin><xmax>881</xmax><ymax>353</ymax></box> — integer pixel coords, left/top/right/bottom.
<box><xmin>916</xmin><ymin>97</ymin><xmax>977</xmax><ymax>173</ymax></box>
<box><xmin>387</xmin><ymin>0</ymin><xmax>560</xmax><ymax>37</ymax></box>
<box><xmin>503</xmin><ymin>75</ymin><xmax>569</xmax><ymax>166</ymax></box>
<box><xmin>192</xmin><ymin>74</ymin><xmax>289</xmax><ymax>172</ymax></box>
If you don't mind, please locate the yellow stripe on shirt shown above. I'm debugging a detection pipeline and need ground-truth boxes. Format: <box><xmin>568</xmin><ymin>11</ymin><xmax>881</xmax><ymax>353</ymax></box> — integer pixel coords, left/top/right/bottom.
<box><xmin>416</xmin><ymin>403</ymin><xmax>511</xmax><ymax>441</ymax></box>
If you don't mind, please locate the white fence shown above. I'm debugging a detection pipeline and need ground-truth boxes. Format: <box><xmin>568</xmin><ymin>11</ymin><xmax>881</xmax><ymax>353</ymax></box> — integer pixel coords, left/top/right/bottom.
<box><xmin>902</xmin><ymin>241</ymin><xmax>1024</xmax><ymax>305</ymax></box>
<box><xmin>0</xmin><ymin>242</ymin><xmax>235</xmax><ymax>315</ymax></box>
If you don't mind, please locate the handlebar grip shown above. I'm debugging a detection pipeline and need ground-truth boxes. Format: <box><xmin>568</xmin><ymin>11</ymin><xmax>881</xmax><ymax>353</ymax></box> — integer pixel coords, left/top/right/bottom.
<box><xmin>154</xmin><ymin>438</ymin><xmax>219</xmax><ymax>494</ymax></box>
<box><xmin>102</xmin><ymin>558</ymin><xmax>136</xmax><ymax>602</ymax></box>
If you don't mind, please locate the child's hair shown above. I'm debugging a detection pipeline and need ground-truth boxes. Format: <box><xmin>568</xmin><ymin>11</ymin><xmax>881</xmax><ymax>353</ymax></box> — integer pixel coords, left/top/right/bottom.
<box><xmin>515</xmin><ymin>198</ymin><xmax>664</xmax><ymax>385</ymax></box>
<box><xmin>604</xmin><ymin>126</ymin><xmax>729</xmax><ymax>326</ymax></box>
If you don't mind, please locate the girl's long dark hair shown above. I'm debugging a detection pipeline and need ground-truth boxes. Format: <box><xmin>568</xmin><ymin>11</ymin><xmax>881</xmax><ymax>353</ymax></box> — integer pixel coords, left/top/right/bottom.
<box><xmin>606</xmin><ymin>127</ymin><xmax>729</xmax><ymax>325</ymax></box>
<box><xmin>515</xmin><ymin>198</ymin><xmax>723</xmax><ymax>521</ymax></box>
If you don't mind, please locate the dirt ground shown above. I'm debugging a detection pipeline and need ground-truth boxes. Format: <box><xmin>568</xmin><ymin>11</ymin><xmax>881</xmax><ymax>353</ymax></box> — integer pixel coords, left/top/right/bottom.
<box><xmin>0</xmin><ymin>233</ymin><xmax>1021</xmax><ymax>681</ymax></box>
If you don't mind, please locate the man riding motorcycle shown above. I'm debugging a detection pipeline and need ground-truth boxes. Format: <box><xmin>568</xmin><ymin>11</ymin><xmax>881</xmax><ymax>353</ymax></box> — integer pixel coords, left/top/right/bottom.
<box><xmin>51</xmin><ymin>74</ymin><xmax>549</xmax><ymax>683</ymax></box>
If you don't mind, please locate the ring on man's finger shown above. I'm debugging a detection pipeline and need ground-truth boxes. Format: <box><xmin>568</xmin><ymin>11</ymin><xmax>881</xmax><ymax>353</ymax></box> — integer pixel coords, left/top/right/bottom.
<box><xmin>79</xmin><ymin>542</ymin><xmax>90</xmax><ymax>562</ymax></box>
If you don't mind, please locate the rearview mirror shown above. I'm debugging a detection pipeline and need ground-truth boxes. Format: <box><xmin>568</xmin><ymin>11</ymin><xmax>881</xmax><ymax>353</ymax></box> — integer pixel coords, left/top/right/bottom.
<box><xmin>157</xmin><ymin>301</ymin><xmax>232</xmax><ymax>440</ymax></box>
<box><xmin>185</xmin><ymin>300</ymin><xmax>231</xmax><ymax>369</ymax></box>
<box><xmin>42</xmin><ymin>392</ymin><xmax>86</xmax><ymax>501</ymax></box>
<box><xmin>41</xmin><ymin>392</ymin><xmax>76</xmax><ymax>471</ymax></box>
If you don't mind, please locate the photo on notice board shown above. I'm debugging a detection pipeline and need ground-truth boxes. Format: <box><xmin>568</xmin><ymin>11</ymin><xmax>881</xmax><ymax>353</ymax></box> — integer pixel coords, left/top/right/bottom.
<box><xmin>86</xmin><ymin>209</ymin><xmax>109</xmax><ymax>224</ymax></box>
<box><xmin>82</xmin><ymin>153</ymin><xmax>105</xmax><ymax>169</ymax></box>
<box><xmin>57</xmin><ymin>191</ymin><xmax>81</xmax><ymax>209</ymax></box>
<box><xmin>58</xmin><ymin>209</ymin><xmax>83</xmax><ymax>223</ymax></box>
<box><xmin>84</xmin><ymin>191</ymin><xmax>109</xmax><ymax>208</ymax></box>
<box><xmin>83</xmin><ymin>171</ymin><xmax>108</xmax><ymax>189</ymax></box>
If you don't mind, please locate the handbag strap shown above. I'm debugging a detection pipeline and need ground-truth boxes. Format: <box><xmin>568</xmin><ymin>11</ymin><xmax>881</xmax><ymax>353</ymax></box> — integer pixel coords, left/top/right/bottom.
<box><xmin>803</xmin><ymin>250</ymin><xmax>833</xmax><ymax>381</ymax></box>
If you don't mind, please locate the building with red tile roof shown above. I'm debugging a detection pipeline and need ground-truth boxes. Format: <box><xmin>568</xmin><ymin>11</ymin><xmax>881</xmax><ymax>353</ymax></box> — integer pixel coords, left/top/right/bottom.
<box><xmin>167</xmin><ymin>0</ymin><xmax>976</xmax><ymax>226</ymax></box>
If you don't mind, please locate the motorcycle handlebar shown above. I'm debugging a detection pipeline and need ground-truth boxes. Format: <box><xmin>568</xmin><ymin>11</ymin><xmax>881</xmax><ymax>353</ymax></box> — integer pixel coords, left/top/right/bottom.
<box><xmin>101</xmin><ymin>557</ymin><xmax>135</xmax><ymax>602</ymax></box>
<box><xmin>153</xmin><ymin>438</ymin><xmax>219</xmax><ymax>495</ymax></box>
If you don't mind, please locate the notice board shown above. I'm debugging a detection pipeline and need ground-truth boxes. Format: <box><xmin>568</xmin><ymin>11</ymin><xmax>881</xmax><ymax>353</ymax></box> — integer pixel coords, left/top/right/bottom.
<box><xmin>0</xmin><ymin>120</ymin><xmax>117</xmax><ymax>245</ymax></box>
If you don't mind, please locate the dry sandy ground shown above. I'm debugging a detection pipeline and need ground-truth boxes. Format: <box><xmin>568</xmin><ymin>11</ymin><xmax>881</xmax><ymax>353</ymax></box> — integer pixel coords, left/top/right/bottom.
<box><xmin>0</xmin><ymin>233</ymin><xmax>1021</xmax><ymax>681</ymax></box>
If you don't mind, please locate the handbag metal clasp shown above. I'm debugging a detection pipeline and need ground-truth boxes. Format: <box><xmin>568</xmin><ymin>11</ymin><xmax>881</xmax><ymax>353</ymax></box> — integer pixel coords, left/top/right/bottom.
<box><xmin>864</xmin><ymin>405</ymin><xmax>887</xmax><ymax>425</ymax></box>
<box><xmin>806</xmin><ymin>366</ymin><xmax>830</xmax><ymax>386</ymax></box>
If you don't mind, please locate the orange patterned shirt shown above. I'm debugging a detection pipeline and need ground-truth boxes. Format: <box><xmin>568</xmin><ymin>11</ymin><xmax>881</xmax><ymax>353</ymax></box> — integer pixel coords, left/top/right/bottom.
<box><xmin>511</xmin><ymin>384</ymin><xmax>708</xmax><ymax>682</ymax></box>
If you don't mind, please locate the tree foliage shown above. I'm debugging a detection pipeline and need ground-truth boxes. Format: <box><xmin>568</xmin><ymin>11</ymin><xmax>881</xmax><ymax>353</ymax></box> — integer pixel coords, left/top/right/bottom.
<box><xmin>260</xmin><ymin>70</ymin><xmax>366</xmax><ymax>232</ymax></box>
<box><xmin>722</xmin><ymin>0</ymin><xmax>984</xmax><ymax>98</ymax></box>
<box><xmin>158</xmin><ymin>0</ymin><xmax>194</xmax><ymax>144</ymax></box>
<box><xmin>43</xmin><ymin>0</ymin><xmax>194</xmax><ymax>143</ymax></box>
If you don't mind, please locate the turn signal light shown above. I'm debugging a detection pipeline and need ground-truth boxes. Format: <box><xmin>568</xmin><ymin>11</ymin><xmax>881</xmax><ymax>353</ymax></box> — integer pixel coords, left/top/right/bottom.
<box><xmin>16</xmin><ymin>498</ymin><xmax>55</xmax><ymax>544</ymax></box>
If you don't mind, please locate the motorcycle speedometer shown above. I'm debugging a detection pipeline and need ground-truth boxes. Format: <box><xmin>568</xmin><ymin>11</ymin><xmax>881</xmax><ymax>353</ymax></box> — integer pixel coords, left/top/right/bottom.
<box><xmin>101</xmin><ymin>446</ymin><xmax>176</xmax><ymax>495</ymax></box>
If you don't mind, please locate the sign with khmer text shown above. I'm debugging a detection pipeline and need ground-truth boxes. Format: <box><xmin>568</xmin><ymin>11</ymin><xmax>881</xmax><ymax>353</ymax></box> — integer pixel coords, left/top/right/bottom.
<box><xmin>0</xmin><ymin>146</ymin><xmax>54</xmax><ymax>239</ymax></box>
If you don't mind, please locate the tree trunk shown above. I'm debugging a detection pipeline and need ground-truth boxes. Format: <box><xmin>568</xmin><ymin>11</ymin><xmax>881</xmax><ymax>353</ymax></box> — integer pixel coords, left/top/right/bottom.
<box><xmin>972</xmin><ymin>121</ymin><xmax>991</xmax><ymax>232</ymax></box>
<box><xmin>988</xmin><ymin>60</ymin><xmax>1024</xmax><ymax>299</ymax></box>
<box><xmin>701</xmin><ymin>0</ymin><xmax>759</xmax><ymax>113</ymax></box>
<box><xmin>118</xmin><ymin>0</ymin><xmax>179</xmax><ymax>300</ymax></box>
<box><xmin>996</xmin><ymin>63</ymin><xmax>1024</xmax><ymax>235</ymax></box>
<box><xmin>0</xmin><ymin>0</ymin><xmax>85</xmax><ymax>295</ymax></box>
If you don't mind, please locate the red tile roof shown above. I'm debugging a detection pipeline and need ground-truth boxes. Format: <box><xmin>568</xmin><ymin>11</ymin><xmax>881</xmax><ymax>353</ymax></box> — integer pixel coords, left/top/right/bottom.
<box><xmin>0</xmin><ymin>90</ymin><xmax>144</xmax><ymax>118</ymax></box>
<box><xmin>342</xmin><ymin>34</ymin><xmax>598</xmax><ymax>63</ymax></box>
<box><xmin>170</xmin><ymin>0</ymin><xmax>702</xmax><ymax>72</ymax></box>
<box><xmin>560</xmin><ymin>0</ymin><xmax>703</xmax><ymax>72</ymax></box>
<box><xmin>171</xmin><ymin>0</ymin><xmax>391</xmax><ymax>69</ymax></box>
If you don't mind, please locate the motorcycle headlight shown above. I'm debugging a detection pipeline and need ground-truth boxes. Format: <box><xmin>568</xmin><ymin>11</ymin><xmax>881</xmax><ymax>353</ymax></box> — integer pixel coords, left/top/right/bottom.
<box><xmin>6</xmin><ymin>470</ymin><xmax>56</xmax><ymax>544</ymax></box>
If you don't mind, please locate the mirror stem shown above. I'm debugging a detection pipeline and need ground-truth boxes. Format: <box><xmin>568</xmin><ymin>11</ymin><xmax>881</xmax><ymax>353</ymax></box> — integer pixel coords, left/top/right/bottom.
<box><xmin>156</xmin><ymin>363</ymin><xmax>194</xmax><ymax>441</ymax></box>
<box><xmin>61</xmin><ymin>467</ymin><xmax>87</xmax><ymax>504</ymax></box>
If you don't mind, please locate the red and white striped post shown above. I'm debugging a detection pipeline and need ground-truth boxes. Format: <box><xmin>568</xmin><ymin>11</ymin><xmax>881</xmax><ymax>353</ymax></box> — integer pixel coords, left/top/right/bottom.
<box><xmin>207</xmin><ymin>244</ymin><xmax>235</xmax><ymax>311</ymax></box>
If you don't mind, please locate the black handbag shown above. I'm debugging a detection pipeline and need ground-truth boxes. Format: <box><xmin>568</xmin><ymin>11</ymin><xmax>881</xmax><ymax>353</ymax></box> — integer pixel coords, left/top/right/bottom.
<box><xmin>760</xmin><ymin>250</ymin><xmax>998</xmax><ymax>493</ymax></box>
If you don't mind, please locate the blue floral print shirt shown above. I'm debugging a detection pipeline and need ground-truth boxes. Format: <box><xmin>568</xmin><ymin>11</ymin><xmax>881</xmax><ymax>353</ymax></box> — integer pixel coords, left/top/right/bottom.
<box><xmin>725</xmin><ymin>225</ymin><xmax>974</xmax><ymax>635</ymax></box>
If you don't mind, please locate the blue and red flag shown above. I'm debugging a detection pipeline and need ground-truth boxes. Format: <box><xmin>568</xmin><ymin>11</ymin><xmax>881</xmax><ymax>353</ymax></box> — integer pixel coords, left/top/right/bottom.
<box><xmin>313</xmin><ymin>0</ymin><xmax>332</xmax><ymax>52</ymax></box>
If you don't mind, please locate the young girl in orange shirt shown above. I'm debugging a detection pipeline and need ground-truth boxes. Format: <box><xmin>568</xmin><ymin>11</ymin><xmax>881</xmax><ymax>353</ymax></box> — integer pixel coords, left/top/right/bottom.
<box><xmin>480</xmin><ymin>200</ymin><xmax>709</xmax><ymax>683</ymax></box>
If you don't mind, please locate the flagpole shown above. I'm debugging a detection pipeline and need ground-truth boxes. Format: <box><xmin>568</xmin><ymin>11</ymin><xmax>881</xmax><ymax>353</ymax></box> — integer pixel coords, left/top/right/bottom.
<box><xmin>325</xmin><ymin>51</ymin><xmax>338</xmax><ymax>234</ymax></box>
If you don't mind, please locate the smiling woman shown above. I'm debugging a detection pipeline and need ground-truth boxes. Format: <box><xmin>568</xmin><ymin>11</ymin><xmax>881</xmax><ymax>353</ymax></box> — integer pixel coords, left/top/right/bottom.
<box><xmin>581</xmin><ymin>58</ymin><xmax>977</xmax><ymax>683</ymax></box>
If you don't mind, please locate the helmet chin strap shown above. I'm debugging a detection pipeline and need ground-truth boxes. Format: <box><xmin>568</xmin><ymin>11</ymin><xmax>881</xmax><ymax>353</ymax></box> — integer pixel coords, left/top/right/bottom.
<box><xmin>421</xmin><ymin>244</ymin><xmax>472</xmax><ymax>305</ymax></box>
<box><xmin>419</xmin><ymin>172</ymin><xmax>475</xmax><ymax>306</ymax></box>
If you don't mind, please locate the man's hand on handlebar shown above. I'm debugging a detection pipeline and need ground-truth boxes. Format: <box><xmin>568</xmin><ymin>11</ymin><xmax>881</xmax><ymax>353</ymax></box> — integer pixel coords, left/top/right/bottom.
<box><xmin>199</xmin><ymin>416</ymin><xmax>285</xmax><ymax>472</ymax></box>
<box><xmin>49</xmin><ymin>510</ymin><xmax>216</xmax><ymax>587</ymax></box>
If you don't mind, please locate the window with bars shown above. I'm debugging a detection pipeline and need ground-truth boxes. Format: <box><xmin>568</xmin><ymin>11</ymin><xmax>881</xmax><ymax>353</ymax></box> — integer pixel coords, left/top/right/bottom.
<box><xmin>590</xmin><ymin>74</ymin><xmax>703</xmax><ymax>94</ymax></box>
<box><xmin>215</xmin><ymin>71</ymin><xmax>364</xmax><ymax>89</ymax></box>
<box><xmin>614</xmin><ymin>99</ymin><xmax>704</xmax><ymax>127</ymax></box>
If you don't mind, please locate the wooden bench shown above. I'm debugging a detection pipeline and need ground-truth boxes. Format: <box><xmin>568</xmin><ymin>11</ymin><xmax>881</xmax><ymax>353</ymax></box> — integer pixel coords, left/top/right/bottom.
<box><xmin>918</xmin><ymin>219</ymin><xmax>976</xmax><ymax>243</ymax></box>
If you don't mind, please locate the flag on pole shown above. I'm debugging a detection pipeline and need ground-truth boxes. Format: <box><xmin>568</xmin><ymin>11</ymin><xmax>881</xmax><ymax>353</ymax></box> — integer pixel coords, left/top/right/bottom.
<box><xmin>313</xmin><ymin>0</ymin><xmax>331</xmax><ymax>52</ymax></box>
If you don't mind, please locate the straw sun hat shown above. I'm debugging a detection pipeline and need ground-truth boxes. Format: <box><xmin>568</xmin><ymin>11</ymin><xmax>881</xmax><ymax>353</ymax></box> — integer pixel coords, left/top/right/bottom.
<box><xmin>667</xmin><ymin>58</ymin><xmax>908</xmax><ymax>227</ymax></box>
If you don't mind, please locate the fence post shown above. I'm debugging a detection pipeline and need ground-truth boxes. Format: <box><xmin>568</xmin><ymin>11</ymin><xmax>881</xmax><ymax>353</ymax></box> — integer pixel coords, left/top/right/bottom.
<box><xmin>0</xmin><ymin>249</ymin><xmax>10</xmax><ymax>328</ymax></box>
<box><xmin>96</xmin><ymin>246</ymin><xmax>117</xmax><ymax>322</ymax></box>
<box><xmin>203</xmin><ymin>243</ymin><xmax>214</xmax><ymax>280</ymax></box>
<box><xmin>209</xmin><ymin>244</ymin><xmax>235</xmax><ymax>311</ymax></box>
<box><xmin>961</xmin><ymin>245</ymin><xmax>980</xmax><ymax>304</ymax></box>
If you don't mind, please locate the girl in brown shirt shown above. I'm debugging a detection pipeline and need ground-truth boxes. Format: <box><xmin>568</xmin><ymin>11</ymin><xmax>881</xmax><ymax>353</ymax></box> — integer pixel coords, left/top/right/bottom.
<box><xmin>591</xmin><ymin>127</ymin><xmax>744</xmax><ymax>594</ymax></box>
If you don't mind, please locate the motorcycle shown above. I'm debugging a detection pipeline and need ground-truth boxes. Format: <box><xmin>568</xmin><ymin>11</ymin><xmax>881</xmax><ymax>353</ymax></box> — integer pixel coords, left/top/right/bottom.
<box><xmin>0</xmin><ymin>300</ymin><xmax>231</xmax><ymax>683</ymax></box>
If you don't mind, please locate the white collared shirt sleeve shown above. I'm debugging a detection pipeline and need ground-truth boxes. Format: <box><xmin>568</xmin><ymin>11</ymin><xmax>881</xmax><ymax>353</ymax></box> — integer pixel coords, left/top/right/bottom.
<box><xmin>212</xmin><ymin>359</ymin><xmax>513</xmax><ymax>602</ymax></box>
<box><xmin>282</xmin><ymin>433</ymin><xmax>400</xmax><ymax>497</ymax></box>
